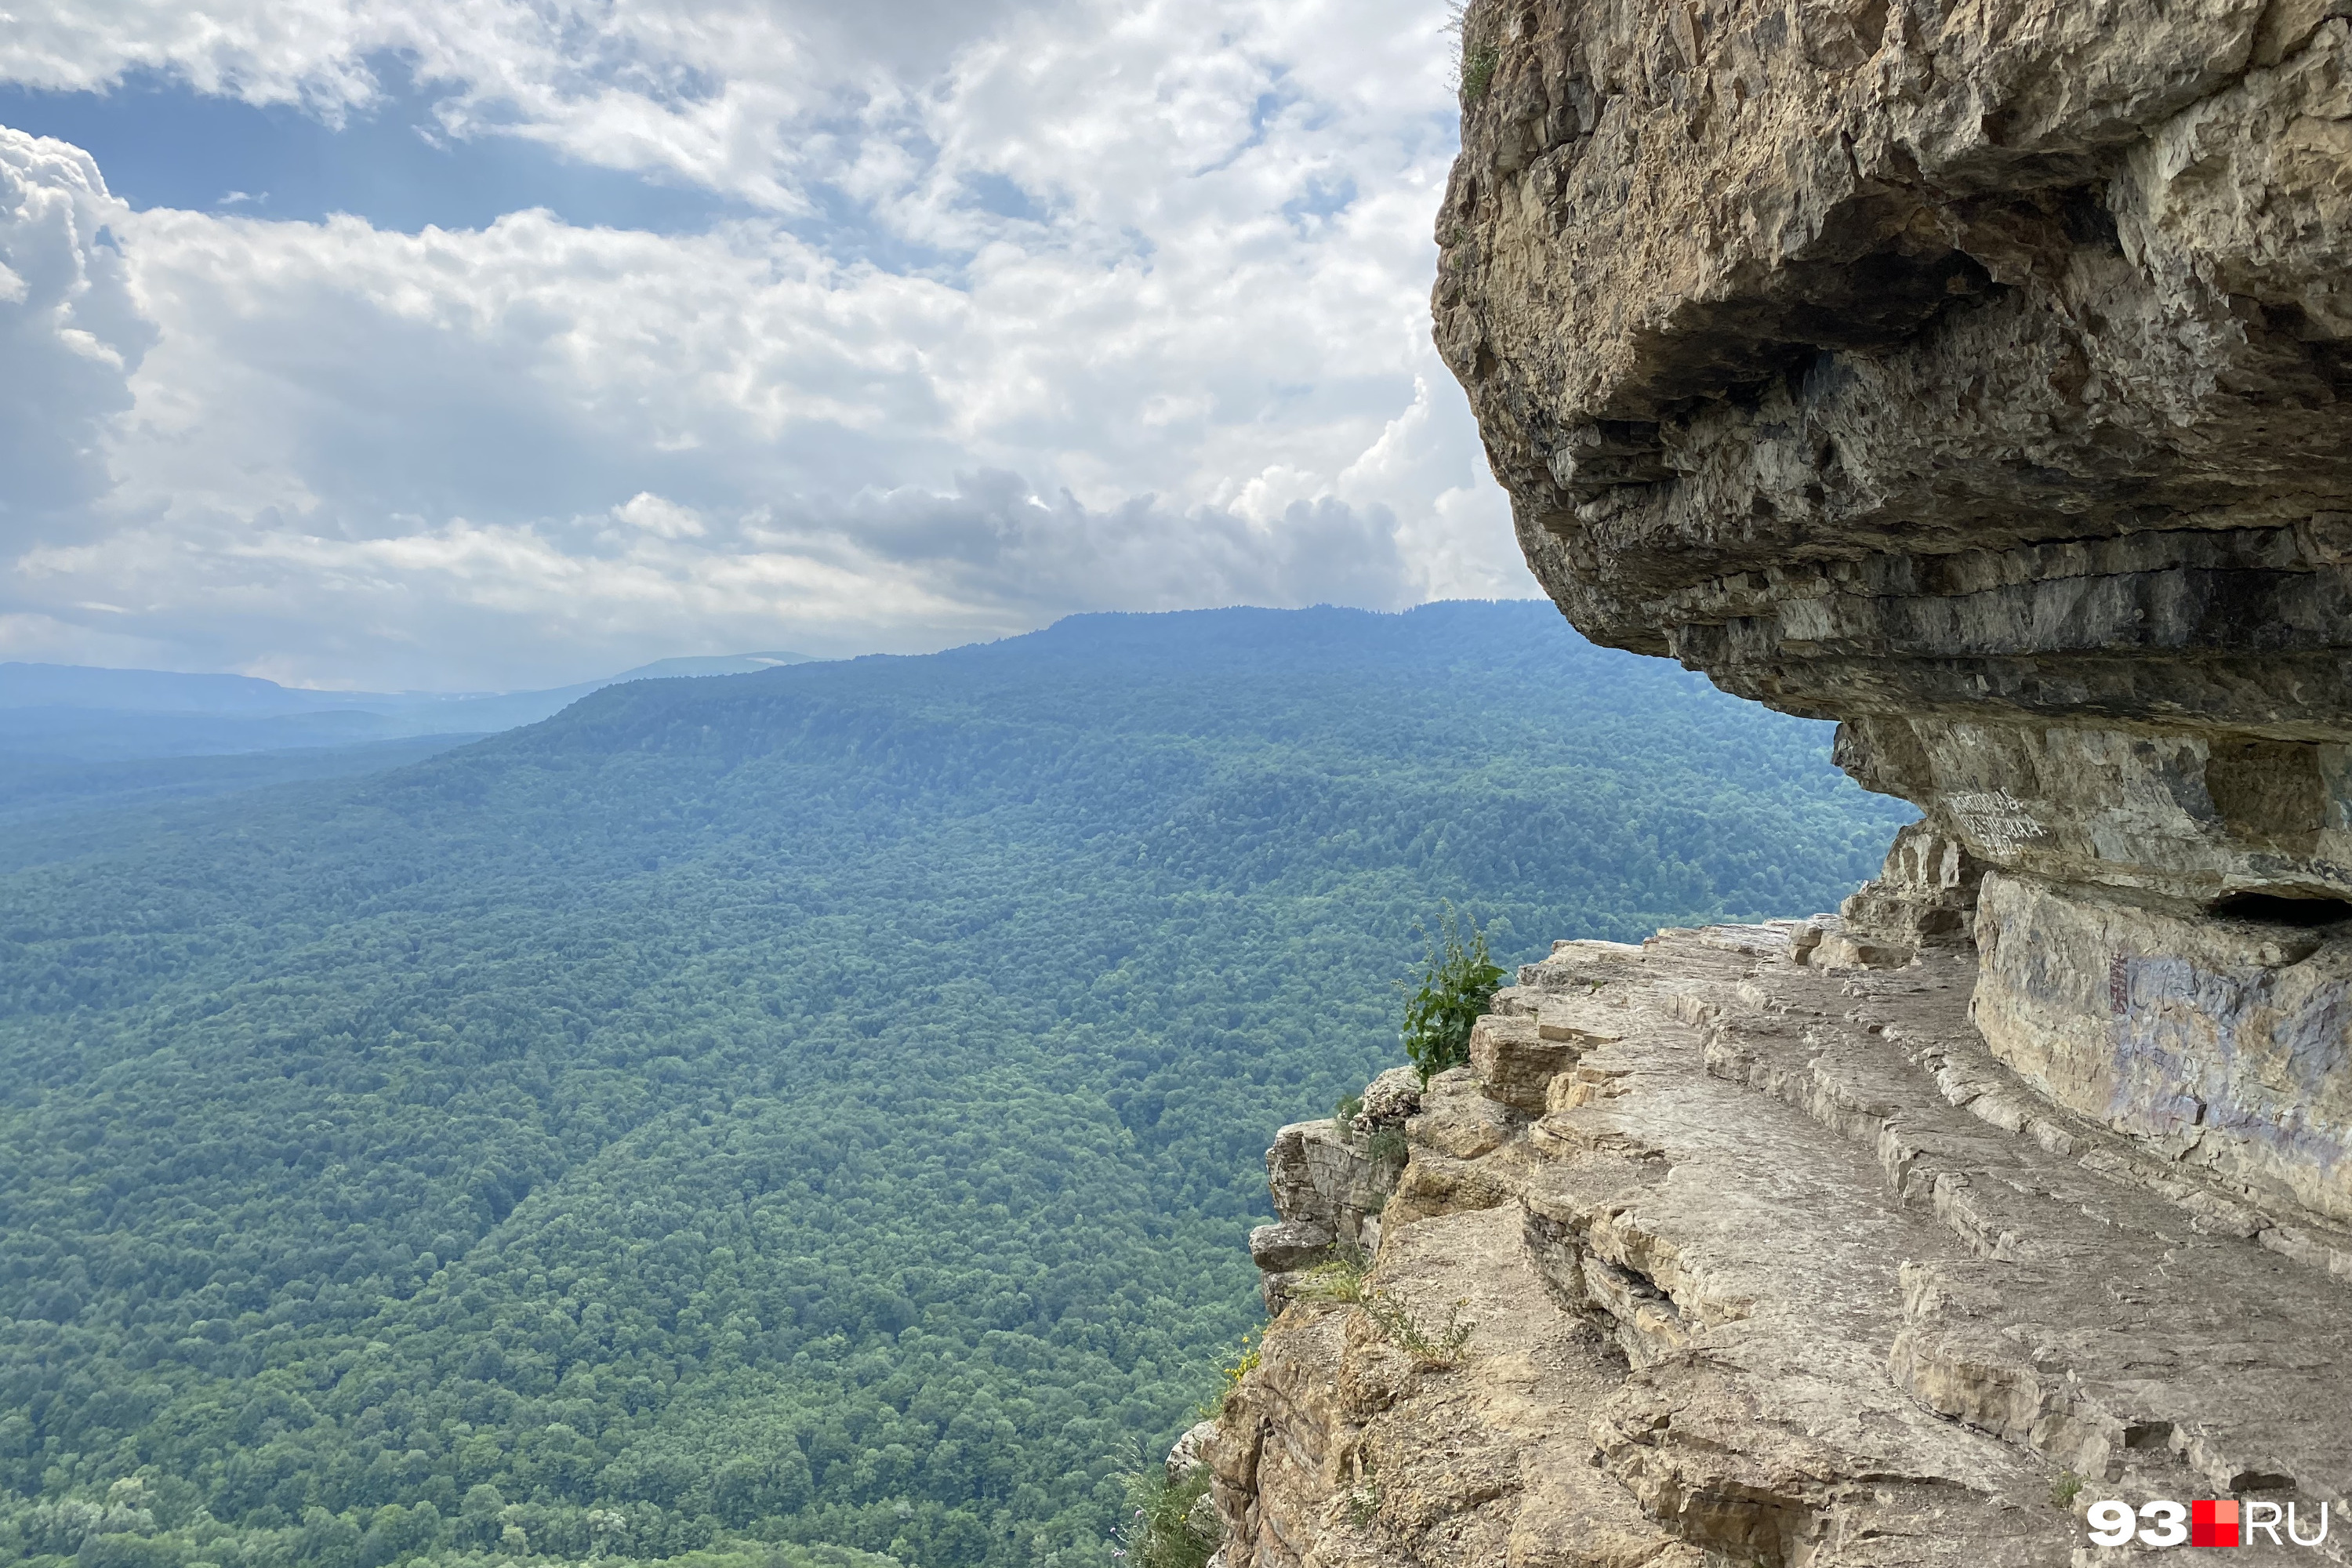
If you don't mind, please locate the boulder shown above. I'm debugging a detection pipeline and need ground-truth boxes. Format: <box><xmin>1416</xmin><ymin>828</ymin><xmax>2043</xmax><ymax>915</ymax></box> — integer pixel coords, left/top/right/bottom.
<box><xmin>1352</xmin><ymin>1065</ymin><xmax>1421</xmax><ymax>1130</ymax></box>
<box><xmin>1247</xmin><ymin>1220</ymin><xmax>1336</xmax><ymax>1273</ymax></box>
<box><xmin>1468</xmin><ymin>1012</ymin><xmax>1577</xmax><ymax>1112</ymax></box>
<box><xmin>1408</xmin><ymin>1067</ymin><xmax>1516</xmax><ymax>1160</ymax></box>
<box><xmin>1166</xmin><ymin>1418</ymin><xmax>1218</xmax><ymax>1483</ymax></box>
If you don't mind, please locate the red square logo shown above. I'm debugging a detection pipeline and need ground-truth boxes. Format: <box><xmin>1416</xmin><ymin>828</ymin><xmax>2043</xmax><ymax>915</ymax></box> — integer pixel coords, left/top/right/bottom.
<box><xmin>2191</xmin><ymin>1499</ymin><xmax>2241</xmax><ymax>1548</ymax></box>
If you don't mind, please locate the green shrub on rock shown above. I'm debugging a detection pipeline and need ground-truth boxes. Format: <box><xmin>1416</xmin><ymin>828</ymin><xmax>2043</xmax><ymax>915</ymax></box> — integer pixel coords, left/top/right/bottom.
<box><xmin>1399</xmin><ymin>907</ymin><xmax>1507</xmax><ymax>1081</ymax></box>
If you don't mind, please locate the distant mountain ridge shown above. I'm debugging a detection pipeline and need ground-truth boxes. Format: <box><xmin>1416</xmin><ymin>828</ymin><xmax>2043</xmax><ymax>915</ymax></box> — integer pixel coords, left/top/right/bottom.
<box><xmin>0</xmin><ymin>650</ymin><xmax>815</xmax><ymax>728</ymax></box>
<box><xmin>0</xmin><ymin>649</ymin><xmax>818</xmax><ymax>824</ymax></box>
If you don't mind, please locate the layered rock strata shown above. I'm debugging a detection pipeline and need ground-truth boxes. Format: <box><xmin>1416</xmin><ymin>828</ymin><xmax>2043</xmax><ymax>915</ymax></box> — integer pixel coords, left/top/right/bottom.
<box><xmin>1196</xmin><ymin>9</ymin><xmax>2352</xmax><ymax>1555</ymax></box>
<box><xmin>1206</xmin><ymin>928</ymin><xmax>2352</xmax><ymax>1566</ymax></box>
<box><xmin>1433</xmin><ymin>0</ymin><xmax>2352</xmax><ymax>1219</ymax></box>
<box><xmin>1249</xmin><ymin>1079</ymin><xmax>1415</xmax><ymax>1316</ymax></box>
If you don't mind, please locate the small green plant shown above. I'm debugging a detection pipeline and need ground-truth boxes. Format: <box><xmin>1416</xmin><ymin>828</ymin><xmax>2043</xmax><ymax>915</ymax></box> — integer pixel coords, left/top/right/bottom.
<box><xmin>1294</xmin><ymin>1258</ymin><xmax>1368</xmax><ymax>1305</ymax></box>
<box><xmin>1195</xmin><ymin>1328</ymin><xmax>1261</xmax><ymax>1420</ymax></box>
<box><xmin>1461</xmin><ymin>42</ymin><xmax>1500</xmax><ymax>103</ymax></box>
<box><xmin>1332</xmin><ymin>1092</ymin><xmax>1364</xmax><ymax>1139</ymax></box>
<box><xmin>1345</xmin><ymin>1470</ymin><xmax>1382</xmax><ymax>1529</ymax></box>
<box><xmin>1363</xmin><ymin>1290</ymin><xmax>1475</xmax><ymax>1366</ymax></box>
<box><xmin>2051</xmin><ymin>1471</ymin><xmax>2084</xmax><ymax>1509</ymax></box>
<box><xmin>1399</xmin><ymin>904</ymin><xmax>1508</xmax><ymax>1081</ymax></box>
<box><xmin>1366</xmin><ymin>1124</ymin><xmax>1409</xmax><ymax>1168</ymax></box>
<box><xmin>1446</xmin><ymin>2</ymin><xmax>1501</xmax><ymax>106</ymax></box>
<box><xmin>1110</xmin><ymin>1446</ymin><xmax>1218</xmax><ymax>1568</ymax></box>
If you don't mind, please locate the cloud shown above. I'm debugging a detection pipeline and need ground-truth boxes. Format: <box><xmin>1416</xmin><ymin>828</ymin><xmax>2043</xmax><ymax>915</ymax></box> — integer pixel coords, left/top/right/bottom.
<box><xmin>13</xmin><ymin>477</ymin><xmax>1424</xmax><ymax>690</ymax></box>
<box><xmin>614</xmin><ymin>494</ymin><xmax>707</xmax><ymax>539</ymax></box>
<box><xmin>0</xmin><ymin>0</ymin><xmax>1532</xmax><ymax>688</ymax></box>
<box><xmin>0</xmin><ymin>0</ymin><xmax>1051</xmax><ymax>208</ymax></box>
<box><xmin>0</xmin><ymin>130</ymin><xmax>154</xmax><ymax>527</ymax></box>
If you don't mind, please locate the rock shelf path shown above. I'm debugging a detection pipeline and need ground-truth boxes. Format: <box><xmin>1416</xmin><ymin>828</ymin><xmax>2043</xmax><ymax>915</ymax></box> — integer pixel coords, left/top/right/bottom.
<box><xmin>1209</xmin><ymin>926</ymin><xmax>2352</xmax><ymax>1566</ymax></box>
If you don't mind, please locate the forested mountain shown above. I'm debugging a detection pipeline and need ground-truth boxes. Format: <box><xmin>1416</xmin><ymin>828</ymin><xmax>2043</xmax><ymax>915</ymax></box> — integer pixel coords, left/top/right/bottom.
<box><xmin>0</xmin><ymin>603</ymin><xmax>1912</xmax><ymax>1568</ymax></box>
<box><xmin>0</xmin><ymin>651</ymin><xmax>815</xmax><ymax>750</ymax></box>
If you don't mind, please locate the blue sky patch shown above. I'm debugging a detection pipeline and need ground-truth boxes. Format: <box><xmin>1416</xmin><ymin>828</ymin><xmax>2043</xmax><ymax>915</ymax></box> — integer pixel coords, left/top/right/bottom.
<box><xmin>0</xmin><ymin>59</ymin><xmax>749</xmax><ymax>234</ymax></box>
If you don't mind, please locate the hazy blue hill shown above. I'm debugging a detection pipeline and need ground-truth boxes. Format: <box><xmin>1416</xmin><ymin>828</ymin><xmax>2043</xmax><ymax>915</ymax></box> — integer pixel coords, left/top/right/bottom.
<box><xmin>0</xmin><ymin>651</ymin><xmax>818</xmax><ymax>827</ymax></box>
<box><xmin>0</xmin><ymin>705</ymin><xmax>434</xmax><ymax>760</ymax></box>
<box><xmin>0</xmin><ymin>648</ymin><xmax>828</xmax><ymax>761</ymax></box>
<box><xmin>0</xmin><ymin>603</ymin><xmax>1909</xmax><ymax>1568</ymax></box>
<box><xmin>0</xmin><ymin>664</ymin><xmax>338</xmax><ymax>717</ymax></box>
<box><xmin>0</xmin><ymin>652</ymin><xmax>815</xmax><ymax>724</ymax></box>
<box><xmin>0</xmin><ymin>735</ymin><xmax>492</xmax><ymax>843</ymax></box>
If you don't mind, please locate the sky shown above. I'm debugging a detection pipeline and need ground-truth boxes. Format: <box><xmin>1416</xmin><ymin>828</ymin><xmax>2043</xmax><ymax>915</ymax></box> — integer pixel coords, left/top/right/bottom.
<box><xmin>0</xmin><ymin>0</ymin><xmax>1534</xmax><ymax>691</ymax></box>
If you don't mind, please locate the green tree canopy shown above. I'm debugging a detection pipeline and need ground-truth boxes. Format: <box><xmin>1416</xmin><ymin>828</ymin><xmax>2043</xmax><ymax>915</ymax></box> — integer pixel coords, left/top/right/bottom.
<box><xmin>0</xmin><ymin>604</ymin><xmax>1911</xmax><ymax>1568</ymax></box>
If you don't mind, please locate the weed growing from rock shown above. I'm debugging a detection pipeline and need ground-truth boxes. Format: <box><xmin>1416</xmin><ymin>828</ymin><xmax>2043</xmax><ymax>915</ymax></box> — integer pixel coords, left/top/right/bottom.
<box><xmin>1294</xmin><ymin>1258</ymin><xmax>1369</xmax><ymax>1305</ymax></box>
<box><xmin>1399</xmin><ymin>903</ymin><xmax>1507</xmax><ymax>1080</ymax></box>
<box><xmin>1110</xmin><ymin>1450</ymin><xmax>1217</xmax><ymax>1568</ymax></box>
<box><xmin>1196</xmin><ymin>1329</ymin><xmax>1262</xmax><ymax>1420</ymax></box>
<box><xmin>1363</xmin><ymin>1290</ymin><xmax>1475</xmax><ymax>1366</ymax></box>
<box><xmin>1299</xmin><ymin>1262</ymin><xmax>1475</xmax><ymax>1363</ymax></box>
<box><xmin>1447</xmin><ymin>2</ymin><xmax>1501</xmax><ymax>105</ymax></box>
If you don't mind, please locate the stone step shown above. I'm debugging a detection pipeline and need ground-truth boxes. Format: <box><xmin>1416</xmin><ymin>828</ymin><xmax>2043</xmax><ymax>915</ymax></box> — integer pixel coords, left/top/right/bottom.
<box><xmin>1512</xmin><ymin>931</ymin><xmax>2074</xmax><ymax>1564</ymax></box>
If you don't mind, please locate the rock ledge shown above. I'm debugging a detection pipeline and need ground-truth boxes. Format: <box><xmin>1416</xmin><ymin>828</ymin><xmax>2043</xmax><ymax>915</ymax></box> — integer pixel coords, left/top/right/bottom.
<box><xmin>1207</xmin><ymin>924</ymin><xmax>2352</xmax><ymax>1566</ymax></box>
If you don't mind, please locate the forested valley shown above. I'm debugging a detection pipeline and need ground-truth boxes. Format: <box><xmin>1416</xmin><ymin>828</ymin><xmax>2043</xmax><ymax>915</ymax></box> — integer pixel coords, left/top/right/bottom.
<box><xmin>0</xmin><ymin>603</ymin><xmax>1913</xmax><ymax>1568</ymax></box>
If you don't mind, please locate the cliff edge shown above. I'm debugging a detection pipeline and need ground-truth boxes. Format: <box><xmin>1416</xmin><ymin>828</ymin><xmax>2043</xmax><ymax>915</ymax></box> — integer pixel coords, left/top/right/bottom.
<box><xmin>1200</xmin><ymin>4</ymin><xmax>2352</xmax><ymax>1563</ymax></box>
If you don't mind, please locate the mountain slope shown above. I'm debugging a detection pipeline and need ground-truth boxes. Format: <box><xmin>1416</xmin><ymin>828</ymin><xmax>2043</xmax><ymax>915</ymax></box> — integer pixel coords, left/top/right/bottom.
<box><xmin>0</xmin><ymin>650</ymin><xmax>816</xmax><ymax>761</ymax></box>
<box><xmin>0</xmin><ymin>652</ymin><xmax>819</xmax><ymax>832</ymax></box>
<box><xmin>0</xmin><ymin>603</ymin><xmax>1912</xmax><ymax>1568</ymax></box>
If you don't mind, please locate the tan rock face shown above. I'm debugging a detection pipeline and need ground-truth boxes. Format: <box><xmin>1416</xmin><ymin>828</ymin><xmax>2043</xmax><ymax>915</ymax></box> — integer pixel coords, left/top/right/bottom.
<box><xmin>1972</xmin><ymin>869</ymin><xmax>2352</xmax><ymax>1221</ymax></box>
<box><xmin>1437</xmin><ymin>0</ymin><xmax>2352</xmax><ymax>1192</ymax></box>
<box><xmin>1213</xmin><ymin>925</ymin><xmax>2352</xmax><ymax>1566</ymax></box>
<box><xmin>1440</xmin><ymin>0</ymin><xmax>2352</xmax><ymax>685</ymax></box>
<box><xmin>1257</xmin><ymin>1115</ymin><xmax>1409</xmax><ymax>1312</ymax></box>
<box><xmin>1268</xmin><ymin>1118</ymin><xmax>1396</xmax><ymax>1254</ymax></box>
<box><xmin>1467</xmin><ymin>1014</ymin><xmax>1573</xmax><ymax>1112</ymax></box>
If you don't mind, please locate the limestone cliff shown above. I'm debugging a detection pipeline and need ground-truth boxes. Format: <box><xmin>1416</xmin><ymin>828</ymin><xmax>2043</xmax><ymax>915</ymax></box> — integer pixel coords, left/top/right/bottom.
<box><xmin>1195</xmin><ymin>5</ymin><xmax>2352</xmax><ymax>1563</ymax></box>
<box><xmin>1432</xmin><ymin>0</ymin><xmax>2352</xmax><ymax>1219</ymax></box>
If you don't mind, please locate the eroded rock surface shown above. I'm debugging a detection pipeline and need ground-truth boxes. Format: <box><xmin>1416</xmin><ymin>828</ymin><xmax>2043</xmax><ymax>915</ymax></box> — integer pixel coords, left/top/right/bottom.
<box><xmin>1435</xmin><ymin>0</ymin><xmax>2352</xmax><ymax>1217</ymax></box>
<box><xmin>1209</xmin><ymin>927</ymin><xmax>2352</xmax><ymax>1566</ymax></box>
<box><xmin>1254</xmin><ymin>1113</ymin><xmax>1406</xmax><ymax>1313</ymax></box>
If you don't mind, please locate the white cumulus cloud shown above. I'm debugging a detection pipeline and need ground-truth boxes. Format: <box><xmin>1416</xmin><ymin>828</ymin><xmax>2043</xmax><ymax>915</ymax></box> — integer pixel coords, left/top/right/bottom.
<box><xmin>0</xmin><ymin>0</ymin><xmax>1530</xmax><ymax>689</ymax></box>
<box><xmin>0</xmin><ymin>131</ymin><xmax>155</xmax><ymax>528</ymax></box>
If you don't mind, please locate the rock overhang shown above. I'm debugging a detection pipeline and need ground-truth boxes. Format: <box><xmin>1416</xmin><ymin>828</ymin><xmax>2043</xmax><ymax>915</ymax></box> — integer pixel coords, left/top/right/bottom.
<box><xmin>1437</xmin><ymin>0</ymin><xmax>2352</xmax><ymax>1217</ymax></box>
